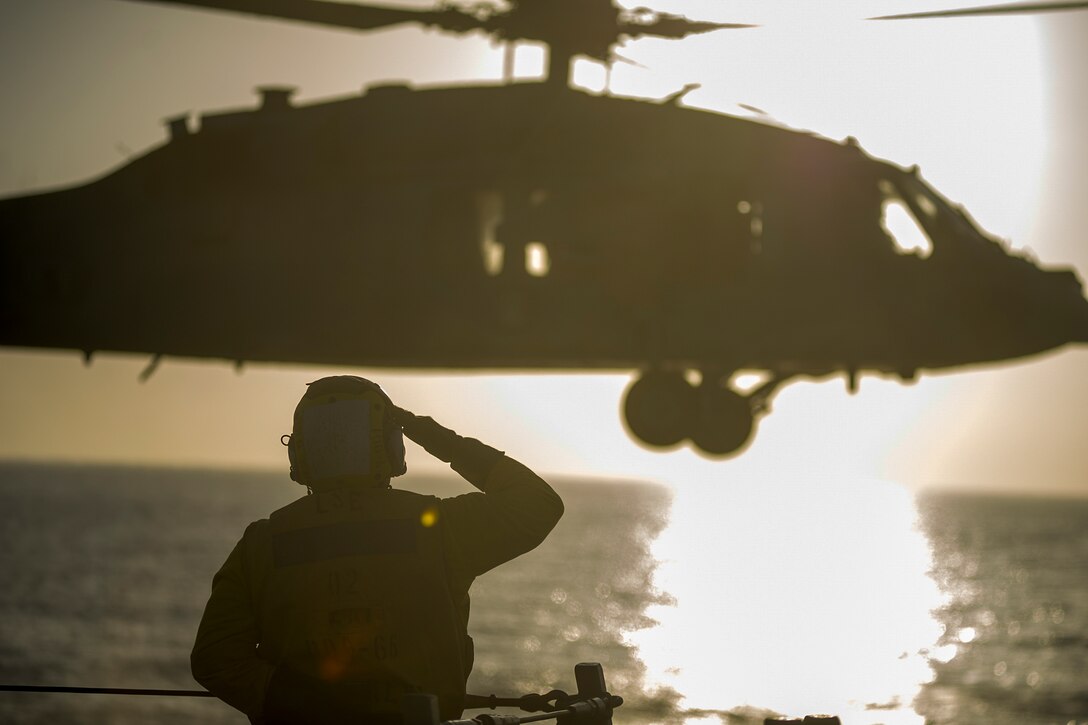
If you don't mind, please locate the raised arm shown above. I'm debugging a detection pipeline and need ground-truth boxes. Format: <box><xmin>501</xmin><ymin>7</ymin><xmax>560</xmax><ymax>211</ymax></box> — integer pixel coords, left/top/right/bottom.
<box><xmin>395</xmin><ymin>408</ymin><xmax>564</xmax><ymax>580</ymax></box>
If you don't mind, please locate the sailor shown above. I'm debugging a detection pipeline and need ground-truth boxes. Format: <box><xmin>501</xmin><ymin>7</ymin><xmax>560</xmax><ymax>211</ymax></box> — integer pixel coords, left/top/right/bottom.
<box><xmin>191</xmin><ymin>376</ymin><xmax>564</xmax><ymax>724</ymax></box>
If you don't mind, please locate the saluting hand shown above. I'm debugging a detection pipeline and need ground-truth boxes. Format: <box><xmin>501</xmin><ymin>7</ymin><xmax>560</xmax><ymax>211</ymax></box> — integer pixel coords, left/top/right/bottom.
<box><xmin>390</xmin><ymin>406</ymin><xmax>461</xmax><ymax>464</ymax></box>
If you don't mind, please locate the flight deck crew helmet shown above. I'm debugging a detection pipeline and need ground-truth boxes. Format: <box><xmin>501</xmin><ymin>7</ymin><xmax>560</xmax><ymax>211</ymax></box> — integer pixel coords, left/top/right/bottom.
<box><xmin>285</xmin><ymin>376</ymin><xmax>407</xmax><ymax>488</ymax></box>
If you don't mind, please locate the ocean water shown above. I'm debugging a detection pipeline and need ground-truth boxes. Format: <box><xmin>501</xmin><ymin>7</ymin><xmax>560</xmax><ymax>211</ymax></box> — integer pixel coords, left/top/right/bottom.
<box><xmin>0</xmin><ymin>463</ymin><xmax>1085</xmax><ymax>725</ymax></box>
<box><xmin>914</xmin><ymin>494</ymin><xmax>1088</xmax><ymax>724</ymax></box>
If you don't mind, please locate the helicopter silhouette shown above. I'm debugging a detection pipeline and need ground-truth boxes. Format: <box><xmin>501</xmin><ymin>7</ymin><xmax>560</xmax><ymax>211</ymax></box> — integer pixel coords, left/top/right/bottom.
<box><xmin>2</xmin><ymin>0</ymin><xmax>1088</xmax><ymax>457</ymax></box>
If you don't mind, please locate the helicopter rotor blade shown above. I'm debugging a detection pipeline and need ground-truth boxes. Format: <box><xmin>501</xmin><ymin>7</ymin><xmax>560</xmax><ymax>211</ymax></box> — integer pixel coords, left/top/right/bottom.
<box><xmin>124</xmin><ymin>0</ymin><xmax>488</xmax><ymax>35</ymax></box>
<box><xmin>869</xmin><ymin>0</ymin><xmax>1088</xmax><ymax>21</ymax></box>
<box><xmin>617</xmin><ymin>8</ymin><xmax>756</xmax><ymax>40</ymax></box>
<box><xmin>125</xmin><ymin>1</ymin><xmax>757</xmax><ymax>64</ymax></box>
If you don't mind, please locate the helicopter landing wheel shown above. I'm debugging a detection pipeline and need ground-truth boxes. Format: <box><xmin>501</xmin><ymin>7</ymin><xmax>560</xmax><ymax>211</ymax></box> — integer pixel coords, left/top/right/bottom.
<box><xmin>691</xmin><ymin>383</ymin><xmax>755</xmax><ymax>457</ymax></box>
<box><xmin>623</xmin><ymin>370</ymin><xmax>696</xmax><ymax>448</ymax></box>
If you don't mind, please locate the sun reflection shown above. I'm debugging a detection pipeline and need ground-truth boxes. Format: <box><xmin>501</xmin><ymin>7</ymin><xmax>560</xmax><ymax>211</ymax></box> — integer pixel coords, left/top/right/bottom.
<box><xmin>628</xmin><ymin>475</ymin><xmax>946</xmax><ymax>723</ymax></box>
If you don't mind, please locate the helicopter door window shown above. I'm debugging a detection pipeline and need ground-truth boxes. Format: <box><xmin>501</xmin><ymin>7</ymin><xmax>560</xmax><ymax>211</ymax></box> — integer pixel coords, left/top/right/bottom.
<box><xmin>476</xmin><ymin>191</ymin><xmax>504</xmax><ymax>275</ymax></box>
<box><xmin>482</xmin><ymin>238</ymin><xmax>505</xmax><ymax>276</ymax></box>
<box><xmin>525</xmin><ymin>242</ymin><xmax>551</xmax><ymax>277</ymax></box>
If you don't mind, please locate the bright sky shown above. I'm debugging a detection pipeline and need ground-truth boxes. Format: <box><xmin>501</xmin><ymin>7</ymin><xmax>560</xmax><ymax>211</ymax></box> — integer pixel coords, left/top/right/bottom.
<box><xmin>1</xmin><ymin>0</ymin><xmax>1086</xmax><ymax>495</ymax></box>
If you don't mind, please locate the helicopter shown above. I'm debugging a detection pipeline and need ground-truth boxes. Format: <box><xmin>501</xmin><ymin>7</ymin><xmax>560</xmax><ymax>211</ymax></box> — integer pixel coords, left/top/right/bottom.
<box><xmin>1</xmin><ymin>0</ymin><xmax>1087</xmax><ymax>458</ymax></box>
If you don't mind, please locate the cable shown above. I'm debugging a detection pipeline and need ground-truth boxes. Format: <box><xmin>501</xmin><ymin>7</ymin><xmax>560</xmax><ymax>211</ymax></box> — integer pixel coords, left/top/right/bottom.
<box><xmin>0</xmin><ymin>685</ymin><xmax>213</xmax><ymax>697</ymax></box>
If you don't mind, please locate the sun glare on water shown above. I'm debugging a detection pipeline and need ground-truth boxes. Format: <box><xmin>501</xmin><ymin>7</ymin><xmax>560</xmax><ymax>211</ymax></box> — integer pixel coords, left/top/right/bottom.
<box><xmin>630</xmin><ymin>475</ymin><xmax>945</xmax><ymax>723</ymax></box>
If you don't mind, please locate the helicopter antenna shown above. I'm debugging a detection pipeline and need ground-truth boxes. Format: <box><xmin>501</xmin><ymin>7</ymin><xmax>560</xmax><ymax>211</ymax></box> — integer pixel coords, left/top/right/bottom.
<box><xmin>737</xmin><ymin>103</ymin><xmax>769</xmax><ymax>116</ymax></box>
<box><xmin>661</xmin><ymin>82</ymin><xmax>700</xmax><ymax>106</ymax></box>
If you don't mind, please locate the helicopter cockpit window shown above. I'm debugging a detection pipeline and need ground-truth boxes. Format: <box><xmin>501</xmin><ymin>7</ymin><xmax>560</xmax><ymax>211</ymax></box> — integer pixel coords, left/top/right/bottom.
<box><xmin>878</xmin><ymin>180</ymin><xmax>933</xmax><ymax>258</ymax></box>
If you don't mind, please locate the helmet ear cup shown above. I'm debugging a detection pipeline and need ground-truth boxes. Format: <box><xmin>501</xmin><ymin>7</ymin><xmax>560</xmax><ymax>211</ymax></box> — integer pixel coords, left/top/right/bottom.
<box><xmin>285</xmin><ymin>434</ymin><xmax>302</xmax><ymax>483</ymax></box>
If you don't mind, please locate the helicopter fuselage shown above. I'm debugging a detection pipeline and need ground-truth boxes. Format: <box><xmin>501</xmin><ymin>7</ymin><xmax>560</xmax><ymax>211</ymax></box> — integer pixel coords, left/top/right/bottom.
<box><xmin>2</xmin><ymin>81</ymin><xmax>1086</xmax><ymax>453</ymax></box>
